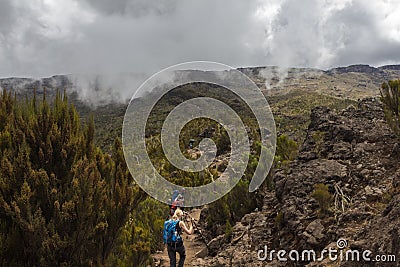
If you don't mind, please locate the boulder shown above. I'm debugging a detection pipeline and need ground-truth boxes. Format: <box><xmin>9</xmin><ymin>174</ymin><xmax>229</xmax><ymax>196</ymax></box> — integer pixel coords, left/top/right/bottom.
<box><xmin>207</xmin><ymin>235</ymin><xmax>224</xmax><ymax>256</ymax></box>
<box><xmin>195</xmin><ymin>247</ymin><xmax>208</xmax><ymax>258</ymax></box>
<box><xmin>303</xmin><ymin>219</ymin><xmax>326</xmax><ymax>246</ymax></box>
<box><xmin>364</xmin><ymin>185</ymin><xmax>383</xmax><ymax>201</ymax></box>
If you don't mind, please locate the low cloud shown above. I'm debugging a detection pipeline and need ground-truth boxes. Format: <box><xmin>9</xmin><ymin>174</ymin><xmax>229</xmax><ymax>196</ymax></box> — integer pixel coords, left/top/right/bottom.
<box><xmin>0</xmin><ymin>0</ymin><xmax>399</xmax><ymax>98</ymax></box>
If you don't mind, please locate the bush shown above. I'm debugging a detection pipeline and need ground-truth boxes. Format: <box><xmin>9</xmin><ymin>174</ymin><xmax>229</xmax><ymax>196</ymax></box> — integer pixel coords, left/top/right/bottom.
<box><xmin>380</xmin><ymin>80</ymin><xmax>400</xmax><ymax>135</ymax></box>
<box><xmin>311</xmin><ymin>183</ymin><xmax>332</xmax><ymax>214</ymax></box>
<box><xmin>275</xmin><ymin>211</ymin><xmax>284</xmax><ymax>230</ymax></box>
<box><xmin>109</xmin><ymin>198</ymin><xmax>168</xmax><ymax>266</ymax></box>
<box><xmin>205</xmin><ymin>179</ymin><xmax>257</xmax><ymax>236</ymax></box>
<box><xmin>275</xmin><ymin>134</ymin><xmax>299</xmax><ymax>169</ymax></box>
<box><xmin>224</xmin><ymin>220</ymin><xmax>233</xmax><ymax>241</ymax></box>
<box><xmin>312</xmin><ymin>131</ymin><xmax>325</xmax><ymax>156</ymax></box>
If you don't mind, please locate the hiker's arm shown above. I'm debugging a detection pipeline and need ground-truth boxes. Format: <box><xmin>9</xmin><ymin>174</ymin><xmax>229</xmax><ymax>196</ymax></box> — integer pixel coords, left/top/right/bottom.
<box><xmin>179</xmin><ymin>221</ymin><xmax>193</xmax><ymax>235</ymax></box>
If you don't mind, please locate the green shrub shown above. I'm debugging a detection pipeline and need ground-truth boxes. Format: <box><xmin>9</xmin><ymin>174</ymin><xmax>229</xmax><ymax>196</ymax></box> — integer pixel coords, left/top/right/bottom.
<box><xmin>275</xmin><ymin>134</ymin><xmax>299</xmax><ymax>162</ymax></box>
<box><xmin>380</xmin><ymin>80</ymin><xmax>400</xmax><ymax>135</ymax></box>
<box><xmin>224</xmin><ymin>220</ymin><xmax>233</xmax><ymax>241</ymax></box>
<box><xmin>312</xmin><ymin>131</ymin><xmax>325</xmax><ymax>156</ymax></box>
<box><xmin>275</xmin><ymin>211</ymin><xmax>284</xmax><ymax>230</ymax></box>
<box><xmin>311</xmin><ymin>183</ymin><xmax>332</xmax><ymax>214</ymax></box>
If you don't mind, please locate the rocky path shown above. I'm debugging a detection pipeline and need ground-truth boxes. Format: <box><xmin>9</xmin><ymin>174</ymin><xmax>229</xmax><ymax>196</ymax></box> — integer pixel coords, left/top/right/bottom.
<box><xmin>152</xmin><ymin>209</ymin><xmax>206</xmax><ymax>267</ymax></box>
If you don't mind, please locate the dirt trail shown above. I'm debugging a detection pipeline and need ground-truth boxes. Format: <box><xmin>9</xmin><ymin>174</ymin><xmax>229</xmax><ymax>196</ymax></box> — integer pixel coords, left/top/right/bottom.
<box><xmin>152</xmin><ymin>209</ymin><xmax>206</xmax><ymax>267</ymax></box>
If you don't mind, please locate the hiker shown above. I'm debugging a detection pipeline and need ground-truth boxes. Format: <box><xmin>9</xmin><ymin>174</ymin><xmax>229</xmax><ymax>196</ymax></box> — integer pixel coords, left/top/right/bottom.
<box><xmin>169</xmin><ymin>189</ymin><xmax>185</xmax><ymax>216</ymax></box>
<box><xmin>163</xmin><ymin>208</ymin><xmax>194</xmax><ymax>267</ymax></box>
<box><xmin>188</xmin><ymin>139</ymin><xmax>195</xmax><ymax>149</ymax></box>
<box><xmin>170</xmin><ymin>190</ymin><xmax>180</xmax><ymax>204</ymax></box>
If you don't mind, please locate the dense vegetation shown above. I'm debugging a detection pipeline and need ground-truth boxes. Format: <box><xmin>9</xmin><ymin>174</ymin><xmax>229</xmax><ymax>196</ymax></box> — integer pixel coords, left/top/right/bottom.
<box><xmin>0</xmin><ymin>90</ymin><xmax>149</xmax><ymax>266</ymax></box>
<box><xmin>1</xmin><ymin>83</ymin><xmax>335</xmax><ymax>266</ymax></box>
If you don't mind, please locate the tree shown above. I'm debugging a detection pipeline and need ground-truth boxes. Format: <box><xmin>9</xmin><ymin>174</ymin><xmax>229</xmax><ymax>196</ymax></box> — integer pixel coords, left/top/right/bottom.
<box><xmin>108</xmin><ymin>198</ymin><xmax>168</xmax><ymax>266</ymax></box>
<box><xmin>0</xmin><ymin>90</ymin><xmax>139</xmax><ymax>266</ymax></box>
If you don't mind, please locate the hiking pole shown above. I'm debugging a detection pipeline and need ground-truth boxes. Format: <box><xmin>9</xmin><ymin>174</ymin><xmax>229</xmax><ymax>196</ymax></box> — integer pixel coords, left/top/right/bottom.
<box><xmin>183</xmin><ymin>211</ymin><xmax>210</xmax><ymax>250</ymax></box>
<box><xmin>193</xmin><ymin>220</ymin><xmax>210</xmax><ymax>251</ymax></box>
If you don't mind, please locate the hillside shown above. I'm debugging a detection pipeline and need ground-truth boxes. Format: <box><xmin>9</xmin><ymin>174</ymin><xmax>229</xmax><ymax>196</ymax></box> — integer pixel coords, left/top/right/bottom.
<box><xmin>194</xmin><ymin>98</ymin><xmax>400</xmax><ymax>266</ymax></box>
<box><xmin>1</xmin><ymin>64</ymin><xmax>399</xmax><ymax>148</ymax></box>
<box><xmin>1</xmin><ymin>64</ymin><xmax>399</xmax><ymax>266</ymax></box>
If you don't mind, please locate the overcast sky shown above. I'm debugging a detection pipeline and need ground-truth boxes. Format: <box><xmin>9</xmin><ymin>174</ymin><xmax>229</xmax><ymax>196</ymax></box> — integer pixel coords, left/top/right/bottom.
<box><xmin>0</xmin><ymin>0</ymin><xmax>399</xmax><ymax>78</ymax></box>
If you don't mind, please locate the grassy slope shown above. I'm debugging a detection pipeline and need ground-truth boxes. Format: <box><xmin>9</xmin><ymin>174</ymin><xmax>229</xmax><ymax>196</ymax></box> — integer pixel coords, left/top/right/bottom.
<box><xmin>85</xmin><ymin>88</ymin><xmax>357</xmax><ymax>151</ymax></box>
<box><xmin>268</xmin><ymin>90</ymin><xmax>356</xmax><ymax>142</ymax></box>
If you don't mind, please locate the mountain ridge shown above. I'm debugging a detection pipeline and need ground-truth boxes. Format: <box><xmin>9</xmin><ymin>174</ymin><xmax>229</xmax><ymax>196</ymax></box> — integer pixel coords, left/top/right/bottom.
<box><xmin>1</xmin><ymin>63</ymin><xmax>399</xmax><ymax>104</ymax></box>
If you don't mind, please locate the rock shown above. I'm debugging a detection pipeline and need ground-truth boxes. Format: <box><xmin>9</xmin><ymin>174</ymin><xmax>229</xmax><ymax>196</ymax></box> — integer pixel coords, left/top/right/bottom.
<box><xmin>241</xmin><ymin>213</ymin><xmax>255</xmax><ymax>226</ymax></box>
<box><xmin>287</xmin><ymin>219</ymin><xmax>301</xmax><ymax>229</ymax></box>
<box><xmin>391</xmin><ymin>143</ymin><xmax>400</xmax><ymax>158</ymax></box>
<box><xmin>192</xmin><ymin>258</ymin><xmax>207</xmax><ymax>266</ymax></box>
<box><xmin>350</xmin><ymin>240</ymin><xmax>368</xmax><ymax>250</ymax></box>
<box><xmin>372</xmin><ymin>169</ymin><xmax>383</xmax><ymax>176</ymax></box>
<box><xmin>364</xmin><ymin>185</ymin><xmax>383</xmax><ymax>201</ymax></box>
<box><xmin>360</xmin><ymin>168</ymin><xmax>370</xmax><ymax>178</ymax></box>
<box><xmin>328</xmin><ymin>141</ymin><xmax>352</xmax><ymax>159</ymax></box>
<box><xmin>334</xmin><ymin>124</ymin><xmax>355</xmax><ymax>143</ymax></box>
<box><xmin>217</xmin><ymin>256</ymin><xmax>226</xmax><ymax>266</ymax></box>
<box><xmin>353</xmin><ymin>195</ymin><xmax>400</xmax><ymax>265</ymax></box>
<box><xmin>303</xmin><ymin>219</ymin><xmax>326</xmax><ymax>246</ymax></box>
<box><xmin>392</xmin><ymin>169</ymin><xmax>400</xmax><ymax>188</ymax></box>
<box><xmin>298</xmin><ymin>151</ymin><xmax>318</xmax><ymax>161</ymax></box>
<box><xmin>302</xmin><ymin>231</ymin><xmax>318</xmax><ymax>246</ymax></box>
<box><xmin>339</xmin><ymin>210</ymin><xmax>374</xmax><ymax>223</ymax></box>
<box><xmin>305</xmin><ymin>220</ymin><xmax>325</xmax><ymax>239</ymax></box>
<box><xmin>197</xmin><ymin>98</ymin><xmax>400</xmax><ymax>266</ymax></box>
<box><xmin>216</xmin><ymin>159</ymin><xmax>228</xmax><ymax>172</ymax></box>
<box><xmin>195</xmin><ymin>247</ymin><xmax>208</xmax><ymax>258</ymax></box>
<box><xmin>207</xmin><ymin>235</ymin><xmax>224</xmax><ymax>256</ymax></box>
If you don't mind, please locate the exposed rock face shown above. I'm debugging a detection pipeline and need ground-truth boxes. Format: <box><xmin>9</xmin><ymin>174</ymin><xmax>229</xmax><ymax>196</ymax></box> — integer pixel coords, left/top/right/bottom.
<box><xmin>197</xmin><ymin>98</ymin><xmax>400</xmax><ymax>266</ymax></box>
<box><xmin>379</xmin><ymin>65</ymin><xmax>400</xmax><ymax>71</ymax></box>
<box><xmin>327</xmin><ymin>64</ymin><xmax>385</xmax><ymax>75</ymax></box>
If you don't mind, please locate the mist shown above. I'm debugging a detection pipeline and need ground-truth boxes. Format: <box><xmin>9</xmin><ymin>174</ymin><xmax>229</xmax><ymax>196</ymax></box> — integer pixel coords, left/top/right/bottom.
<box><xmin>69</xmin><ymin>73</ymin><xmax>148</xmax><ymax>105</ymax></box>
<box><xmin>0</xmin><ymin>0</ymin><xmax>400</xmax><ymax>102</ymax></box>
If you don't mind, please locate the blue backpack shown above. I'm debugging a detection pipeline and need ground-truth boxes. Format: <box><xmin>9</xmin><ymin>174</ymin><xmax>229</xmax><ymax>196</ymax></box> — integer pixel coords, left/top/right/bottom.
<box><xmin>163</xmin><ymin>219</ymin><xmax>182</xmax><ymax>244</ymax></box>
<box><xmin>171</xmin><ymin>190</ymin><xmax>180</xmax><ymax>202</ymax></box>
